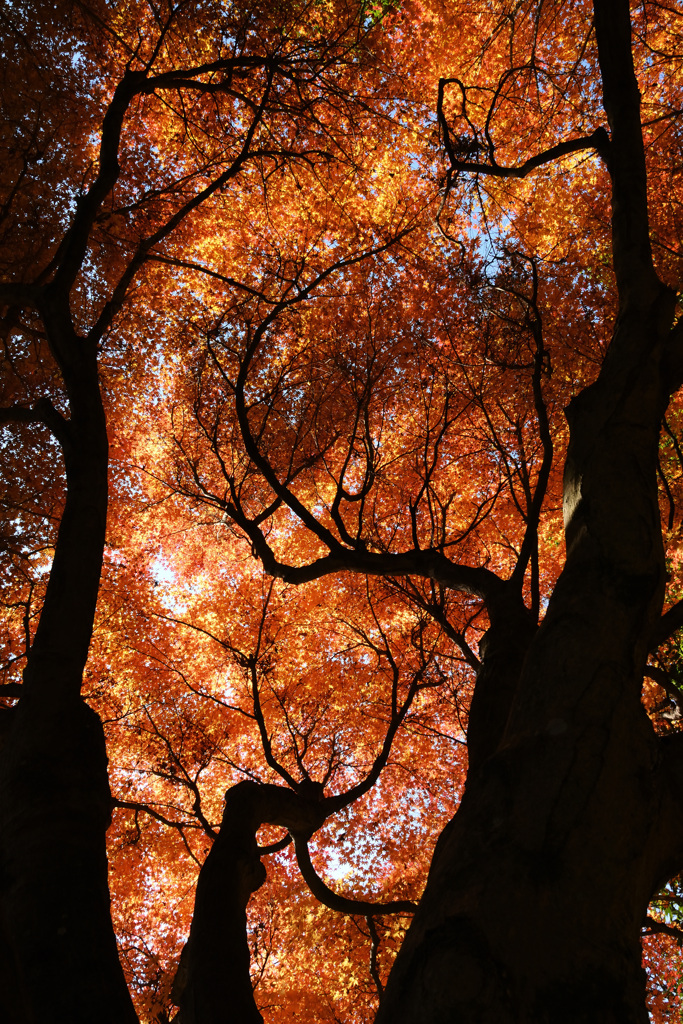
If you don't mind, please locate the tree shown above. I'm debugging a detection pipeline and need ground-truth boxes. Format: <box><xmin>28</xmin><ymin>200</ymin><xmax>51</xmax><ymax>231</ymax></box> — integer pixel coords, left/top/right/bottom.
<box><xmin>3</xmin><ymin>0</ymin><xmax>683</xmax><ymax>1021</ymax></box>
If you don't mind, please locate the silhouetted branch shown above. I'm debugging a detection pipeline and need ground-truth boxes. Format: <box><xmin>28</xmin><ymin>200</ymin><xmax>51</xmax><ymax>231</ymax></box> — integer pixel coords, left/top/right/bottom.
<box><xmin>651</xmin><ymin>601</ymin><xmax>683</xmax><ymax>649</ymax></box>
<box><xmin>294</xmin><ymin>836</ymin><xmax>417</xmax><ymax>916</ymax></box>
<box><xmin>367</xmin><ymin>915</ymin><xmax>384</xmax><ymax>1000</ymax></box>
<box><xmin>643</xmin><ymin>915</ymin><xmax>683</xmax><ymax>941</ymax></box>
<box><xmin>438</xmin><ymin>78</ymin><xmax>607</xmax><ymax>182</ymax></box>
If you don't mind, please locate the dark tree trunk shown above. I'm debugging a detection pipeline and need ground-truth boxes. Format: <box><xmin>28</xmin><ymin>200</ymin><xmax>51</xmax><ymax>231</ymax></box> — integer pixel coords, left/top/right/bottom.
<box><xmin>376</xmin><ymin>3</ymin><xmax>683</xmax><ymax>1021</ymax></box>
<box><xmin>0</xmin><ymin>310</ymin><xmax>138</xmax><ymax>1022</ymax></box>
<box><xmin>375</xmin><ymin>255</ymin><xmax>682</xmax><ymax>1024</ymax></box>
<box><xmin>172</xmin><ymin>783</ymin><xmax>269</xmax><ymax>1024</ymax></box>
<box><xmin>172</xmin><ymin>781</ymin><xmax>328</xmax><ymax>1024</ymax></box>
<box><xmin>0</xmin><ymin>692</ymin><xmax>136</xmax><ymax>1023</ymax></box>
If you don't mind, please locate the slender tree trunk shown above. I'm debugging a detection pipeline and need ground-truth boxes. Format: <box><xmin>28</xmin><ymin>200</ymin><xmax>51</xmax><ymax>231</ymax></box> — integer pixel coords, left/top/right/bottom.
<box><xmin>0</xmin><ymin>319</ymin><xmax>138</xmax><ymax>1022</ymax></box>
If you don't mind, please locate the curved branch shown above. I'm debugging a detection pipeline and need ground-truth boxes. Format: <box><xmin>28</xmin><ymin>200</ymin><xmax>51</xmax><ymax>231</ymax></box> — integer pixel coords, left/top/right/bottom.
<box><xmin>223</xmin><ymin>505</ymin><xmax>503</xmax><ymax>598</ymax></box>
<box><xmin>437</xmin><ymin>79</ymin><xmax>607</xmax><ymax>180</ymax></box>
<box><xmin>321</xmin><ymin>635</ymin><xmax>449</xmax><ymax>816</ymax></box>
<box><xmin>447</xmin><ymin>129</ymin><xmax>608</xmax><ymax>180</ymax></box>
<box><xmin>294</xmin><ymin>835</ymin><xmax>417</xmax><ymax>916</ymax></box>
<box><xmin>257</xmin><ymin>833</ymin><xmax>292</xmax><ymax>856</ymax></box>
<box><xmin>248</xmin><ymin>655</ymin><xmax>299</xmax><ymax>791</ymax></box>
<box><xmin>113</xmin><ymin>798</ymin><xmax>204</xmax><ymax>834</ymax></box>
<box><xmin>51</xmin><ymin>68</ymin><xmax>147</xmax><ymax>296</ymax></box>
<box><xmin>0</xmin><ymin>283</ymin><xmax>39</xmax><ymax>308</ymax></box>
<box><xmin>0</xmin><ymin>684</ymin><xmax>22</xmax><ymax>702</ymax></box>
<box><xmin>231</xmin><ymin>230</ymin><xmax>415</xmax><ymax>553</ymax></box>
<box><xmin>0</xmin><ymin>398</ymin><xmax>72</xmax><ymax>451</ymax></box>
<box><xmin>87</xmin><ymin>64</ymin><xmax>277</xmax><ymax>346</ymax></box>
<box><xmin>644</xmin><ymin>664</ymin><xmax>683</xmax><ymax>706</ymax></box>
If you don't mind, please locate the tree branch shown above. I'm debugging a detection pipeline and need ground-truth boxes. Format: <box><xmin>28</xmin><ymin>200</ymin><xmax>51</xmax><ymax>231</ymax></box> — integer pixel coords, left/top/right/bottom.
<box><xmin>113</xmin><ymin>798</ymin><xmax>202</xmax><ymax>834</ymax></box>
<box><xmin>223</xmin><ymin>503</ymin><xmax>502</xmax><ymax>598</ymax></box>
<box><xmin>643</xmin><ymin>915</ymin><xmax>683</xmax><ymax>942</ymax></box>
<box><xmin>650</xmin><ymin>600</ymin><xmax>683</xmax><ymax>650</ymax></box>
<box><xmin>437</xmin><ymin>79</ymin><xmax>607</xmax><ymax>181</ymax></box>
<box><xmin>293</xmin><ymin>835</ymin><xmax>417</xmax><ymax>916</ymax></box>
<box><xmin>51</xmin><ymin>69</ymin><xmax>147</xmax><ymax>297</ymax></box>
<box><xmin>87</xmin><ymin>64</ymin><xmax>278</xmax><ymax>346</ymax></box>
<box><xmin>0</xmin><ymin>397</ymin><xmax>69</xmax><ymax>443</ymax></box>
<box><xmin>0</xmin><ymin>283</ymin><xmax>39</xmax><ymax>308</ymax></box>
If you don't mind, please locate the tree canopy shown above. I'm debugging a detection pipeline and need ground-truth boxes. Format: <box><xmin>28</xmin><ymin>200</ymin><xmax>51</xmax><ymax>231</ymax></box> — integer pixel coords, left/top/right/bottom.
<box><xmin>3</xmin><ymin>0</ymin><xmax>683</xmax><ymax>1021</ymax></box>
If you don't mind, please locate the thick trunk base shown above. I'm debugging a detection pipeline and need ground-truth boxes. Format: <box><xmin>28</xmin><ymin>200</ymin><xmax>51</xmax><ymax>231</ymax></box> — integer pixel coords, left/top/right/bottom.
<box><xmin>0</xmin><ymin>692</ymin><xmax>137</xmax><ymax>1024</ymax></box>
<box><xmin>378</xmin><ymin>692</ymin><xmax>662</xmax><ymax>1024</ymax></box>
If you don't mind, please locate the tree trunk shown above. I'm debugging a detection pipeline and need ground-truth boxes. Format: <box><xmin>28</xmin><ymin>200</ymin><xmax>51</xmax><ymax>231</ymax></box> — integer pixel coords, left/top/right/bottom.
<box><xmin>0</xmin><ymin>691</ymin><xmax>137</xmax><ymax>1024</ymax></box>
<box><xmin>376</xmin><ymin>4</ymin><xmax>683</xmax><ymax>1020</ymax></box>
<box><xmin>173</xmin><ymin>781</ymin><xmax>328</xmax><ymax>1024</ymax></box>
<box><xmin>0</xmin><ymin>320</ymin><xmax>138</xmax><ymax>1023</ymax></box>
<box><xmin>376</xmin><ymin>296</ymin><xmax>683</xmax><ymax>1023</ymax></box>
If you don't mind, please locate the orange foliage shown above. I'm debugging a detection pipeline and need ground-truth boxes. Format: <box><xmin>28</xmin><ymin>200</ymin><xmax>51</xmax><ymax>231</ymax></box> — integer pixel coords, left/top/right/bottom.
<box><xmin>3</xmin><ymin>0</ymin><xmax>683</xmax><ymax>1020</ymax></box>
